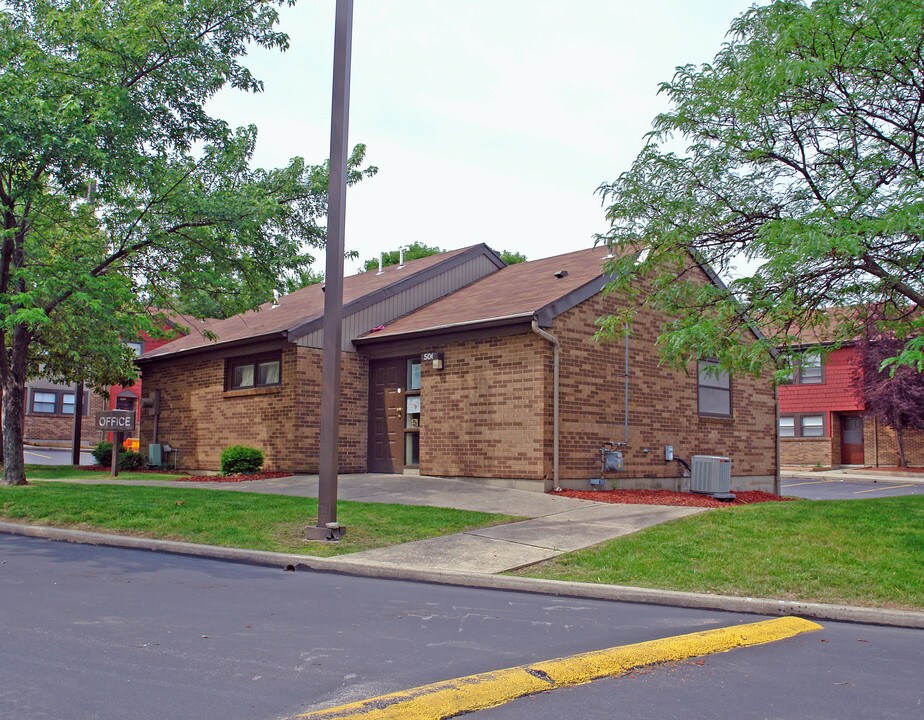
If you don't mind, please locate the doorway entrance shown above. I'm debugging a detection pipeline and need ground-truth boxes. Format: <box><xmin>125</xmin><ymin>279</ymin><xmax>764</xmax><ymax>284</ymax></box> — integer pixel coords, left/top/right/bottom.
<box><xmin>368</xmin><ymin>357</ymin><xmax>421</xmax><ymax>473</ymax></box>
<box><xmin>840</xmin><ymin>415</ymin><xmax>865</xmax><ymax>466</ymax></box>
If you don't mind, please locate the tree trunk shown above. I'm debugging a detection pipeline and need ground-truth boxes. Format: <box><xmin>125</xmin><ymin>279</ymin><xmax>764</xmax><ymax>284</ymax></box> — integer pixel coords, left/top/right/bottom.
<box><xmin>2</xmin><ymin>373</ymin><xmax>27</xmax><ymax>485</ymax></box>
<box><xmin>2</xmin><ymin>327</ymin><xmax>31</xmax><ymax>486</ymax></box>
<box><xmin>895</xmin><ymin>426</ymin><xmax>908</xmax><ymax>468</ymax></box>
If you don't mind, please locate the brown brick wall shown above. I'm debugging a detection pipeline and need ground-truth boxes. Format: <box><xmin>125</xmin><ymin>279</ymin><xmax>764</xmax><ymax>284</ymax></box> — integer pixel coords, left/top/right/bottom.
<box><xmin>419</xmin><ymin>333</ymin><xmax>550</xmax><ymax>480</ymax></box>
<box><xmin>139</xmin><ymin>344</ymin><xmax>368</xmax><ymax>472</ymax></box>
<box><xmin>780</xmin><ymin>437</ymin><xmax>833</xmax><ymax>467</ymax></box>
<box><xmin>864</xmin><ymin>420</ymin><xmax>924</xmax><ymax>467</ymax></box>
<box><xmin>554</xmin><ymin>293</ymin><xmax>777</xmax><ymax>490</ymax></box>
<box><xmin>24</xmin><ymin>390</ymin><xmax>107</xmax><ymax>445</ymax></box>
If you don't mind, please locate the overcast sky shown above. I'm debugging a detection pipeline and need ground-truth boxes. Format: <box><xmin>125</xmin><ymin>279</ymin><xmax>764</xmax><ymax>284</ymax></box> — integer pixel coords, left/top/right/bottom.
<box><xmin>208</xmin><ymin>0</ymin><xmax>758</xmax><ymax>274</ymax></box>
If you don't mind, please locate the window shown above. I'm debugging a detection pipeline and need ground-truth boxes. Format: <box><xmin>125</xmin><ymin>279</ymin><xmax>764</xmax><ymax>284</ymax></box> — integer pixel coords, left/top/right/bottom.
<box><xmin>779</xmin><ymin>414</ymin><xmax>826</xmax><ymax>438</ymax></box>
<box><xmin>227</xmin><ymin>353</ymin><xmax>282</xmax><ymax>390</ymax></box>
<box><xmin>30</xmin><ymin>389</ymin><xmax>88</xmax><ymax>415</ymax></box>
<box><xmin>801</xmin><ymin>415</ymin><xmax>824</xmax><ymax>437</ymax></box>
<box><xmin>126</xmin><ymin>341</ymin><xmax>144</xmax><ymax>357</ymax></box>
<box><xmin>782</xmin><ymin>352</ymin><xmax>824</xmax><ymax>384</ymax></box>
<box><xmin>779</xmin><ymin>416</ymin><xmax>795</xmax><ymax>437</ymax></box>
<box><xmin>697</xmin><ymin>360</ymin><xmax>731</xmax><ymax>417</ymax></box>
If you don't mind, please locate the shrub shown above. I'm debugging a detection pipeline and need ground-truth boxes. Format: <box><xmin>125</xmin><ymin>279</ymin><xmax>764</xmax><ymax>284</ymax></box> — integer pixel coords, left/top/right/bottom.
<box><xmin>91</xmin><ymin>442</ymin><xmax>112</xmax><ymax>466</ymax></box>
<box><xmin>118</xmin><ymin>450</ymin><xmax>144</xmax><ymax>470</ymax></box>
<box><xmin>220</xmin><ymin>445</ymin><xmax>264</xmax><ymax>475</ymax></box>
<box><xmin>90</xmin><ymin>442</ymin><xmax>144</xmax><ymax>471</ymax></box>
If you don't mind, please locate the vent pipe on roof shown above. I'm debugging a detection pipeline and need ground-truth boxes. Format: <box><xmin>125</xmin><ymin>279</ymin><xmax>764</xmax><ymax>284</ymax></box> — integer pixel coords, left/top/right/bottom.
<box><xmin>376</xmin><ymin>253</ymin><xmax>384</xmax><ymax>275</ymax></box>
<box><xmin>398</xmin><ymin>246</ymin><xmax>405</xmax><ymax>269</ymax></box>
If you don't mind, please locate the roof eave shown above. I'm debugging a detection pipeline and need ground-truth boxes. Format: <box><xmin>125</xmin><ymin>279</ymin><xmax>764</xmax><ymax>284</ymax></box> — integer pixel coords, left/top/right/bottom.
<box><xmin>136</xmin><ymin>330</ymin><xmax>289</xmax><ymax>364</ymax></box>
<box><xmin>353</xmin><ymin>312</ymin><xmax>535</xmax><ymax>346</ymax></box>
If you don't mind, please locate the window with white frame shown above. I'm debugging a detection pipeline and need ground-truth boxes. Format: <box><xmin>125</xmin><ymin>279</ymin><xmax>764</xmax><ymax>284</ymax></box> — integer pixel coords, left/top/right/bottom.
<box><xmin>779</xmin><ymin>414</ymin><xmax>826</xmax><ymax>438</ymax></box>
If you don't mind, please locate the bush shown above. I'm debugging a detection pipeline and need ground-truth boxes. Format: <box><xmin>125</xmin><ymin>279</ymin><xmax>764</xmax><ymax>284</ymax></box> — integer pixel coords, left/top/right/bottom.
<box><xmin>91</xmin><ymin>442</ymin><xmax>112</xmax><ymax>466</ymax></box>
<box><xmin>220</xmin><ymin>445</ymin><xmax>264</xmax><ymax>475</ymax></box>
<box><xmin>90</xmin><ymin>442</ymin><xmax>144</xmax><ymax>471</ymax></box>
<box><xmin>118</xmin><ymin>450</ymin><xmax>144</xmax><ymax>470</ymax></box>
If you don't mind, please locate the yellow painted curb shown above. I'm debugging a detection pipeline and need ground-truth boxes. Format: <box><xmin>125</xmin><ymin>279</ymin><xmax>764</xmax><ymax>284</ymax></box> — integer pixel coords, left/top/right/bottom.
<box><xmin>297</xmin><ymin>616</ymin><xmax>822</xmax><ymax>720</ymax></box>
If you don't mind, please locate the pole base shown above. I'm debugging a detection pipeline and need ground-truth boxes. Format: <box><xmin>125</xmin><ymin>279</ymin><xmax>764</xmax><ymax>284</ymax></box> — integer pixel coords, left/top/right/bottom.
<box><xmin>305</xmin><ymin>523</ymin><xmax>346</xmax><ymax>542</ymax></box>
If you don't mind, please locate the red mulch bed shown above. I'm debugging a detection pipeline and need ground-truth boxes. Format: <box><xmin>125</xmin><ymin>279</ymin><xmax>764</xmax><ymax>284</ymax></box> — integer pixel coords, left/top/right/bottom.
<box><xmin>78</xmin><ymin>466</ymin><xmax>292</xmax><ymax>483</ymax></box>
<box><xmin>550</xmin><ymin>488</ymin><xmax>795</xmax><ymax>508</ymax></box>
<box><xmin>173</xmin><ymin>472</ymin><xmax>292</xmax><ymax>483</ymax></box>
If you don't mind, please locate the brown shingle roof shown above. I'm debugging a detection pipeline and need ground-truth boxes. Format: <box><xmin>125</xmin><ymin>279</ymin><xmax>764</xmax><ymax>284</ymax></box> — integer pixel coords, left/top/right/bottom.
<box><xmin>140</xmin><ymin>246</ymin><xmax>481</xmax><ymax>360</ymax></box>
<box><xmin>356</xmin><ymin>246</ymin><xmax>616</xmax><ymax>342</ymax></box>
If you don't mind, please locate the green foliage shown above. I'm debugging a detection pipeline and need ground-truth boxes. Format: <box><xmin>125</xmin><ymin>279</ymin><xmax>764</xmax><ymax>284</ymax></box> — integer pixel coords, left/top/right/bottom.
<box><xmin>0</xmin><ymin>0</ymin><xmax>376</xmax><ymax>483</ymax></box>
<box><xmin>362</xmin><ymin>242</ymin><xmax>442</xmax><ymax>272</ymax></box>
<box><xmin>220</xmin><ymin>445</ymin><xmax>264</xmax><ymax>475</ymax></box>
<box><xmin>90</xmin><ymin>442</ymin><xmax>144</xmax><ymax>470</ymax></box>
<box><xmin>91</xmin><ymin>442</ymin><xmax>113</xmax><ymax>467</ymax></box>
<box><xmin>596</xmin><ymin>0</ymin><xmax>924</xmax><ymax>373</ymax></box>
<box><xmin>497</xmin><ymin>249</ymin><xmax>527</xmax><ymax>265</ymax></box>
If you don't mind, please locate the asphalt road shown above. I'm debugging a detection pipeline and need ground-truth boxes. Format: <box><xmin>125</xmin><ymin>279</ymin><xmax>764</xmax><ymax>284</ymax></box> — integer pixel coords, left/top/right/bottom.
<box><xmin>781</xmin><ymin>476</ymin><xmax>924</xmax><ymax>499</ymax></box>
<box><xmin>1</xmin><ymin>536</ymin><xmax>921</xmax><ymax>720</ymax></box>
<box><xmin>24</xmin><ymin>446</ymin><xmax>95</xmax><ymax>466</ymax></box>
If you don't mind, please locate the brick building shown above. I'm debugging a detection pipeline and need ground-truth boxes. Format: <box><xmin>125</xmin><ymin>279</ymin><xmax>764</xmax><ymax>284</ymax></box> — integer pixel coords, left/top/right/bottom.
<box><xmin>779</xmin><ymin>341</ymin><xmax>924</xmax><ymax>469</ymax></box>
<box><xmin>138</xmin><ymin>245</ymin><xmax>778</xmax><ymax>491</ymax></box>
<box><xmin>24</xmin><ymin>313</ymin><xmax>210</xmax><ymax>448</ymax></box>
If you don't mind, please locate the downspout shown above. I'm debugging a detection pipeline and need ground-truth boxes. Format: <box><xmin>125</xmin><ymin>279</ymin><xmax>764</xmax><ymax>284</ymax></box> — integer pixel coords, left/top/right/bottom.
<box><xmin>774</xmin><ymin>383</ymin><xmax>781</xmax><ymax>496</ymax></box>
<box><xmin>532</xmin><ymin>320</ymin><xmax>559</xmax><ymax>487</ymax></box>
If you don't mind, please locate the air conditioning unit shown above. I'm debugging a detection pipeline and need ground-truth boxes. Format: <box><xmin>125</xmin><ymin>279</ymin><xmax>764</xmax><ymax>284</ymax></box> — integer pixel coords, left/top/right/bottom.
<box><xmin>691</xmin><ymin>455</ymin><xmax>732</xmax><ymax>495</ymax></box>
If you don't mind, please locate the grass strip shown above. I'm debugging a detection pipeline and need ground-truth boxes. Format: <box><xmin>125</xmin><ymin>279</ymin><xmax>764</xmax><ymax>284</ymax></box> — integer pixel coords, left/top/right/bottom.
<box><xmin>0</xmin><ymin>482</ymin><xmax>520</xmax><ymax>557</ymax></box>
<box><xmin>514</xmin><ymin>496</ymin><xmax>924</xmax><ymax>610</ymax></box>
<box><xmin>24</xmin><ymin>464</ymin><xmax>183</xmax><ymax>481</ymax></box>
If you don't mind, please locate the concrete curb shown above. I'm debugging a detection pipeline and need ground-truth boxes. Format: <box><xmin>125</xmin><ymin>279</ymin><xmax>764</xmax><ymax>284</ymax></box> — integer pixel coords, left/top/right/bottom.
<box><xmin>3</xmin><ymin>522</ymin><xmax>923</xmax><ymax>630</ymax></box>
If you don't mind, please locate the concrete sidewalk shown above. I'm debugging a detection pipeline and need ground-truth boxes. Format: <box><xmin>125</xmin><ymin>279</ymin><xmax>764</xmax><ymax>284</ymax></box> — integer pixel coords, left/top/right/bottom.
<box><xmin>783</xmin><ymin>468</ymin><xmax>924</xmax><ymax>484</ymax></box>
<box><xmin>33</xmin><ymin>472</ymin><xmax>704</xmax><ymax>572</ymax></box>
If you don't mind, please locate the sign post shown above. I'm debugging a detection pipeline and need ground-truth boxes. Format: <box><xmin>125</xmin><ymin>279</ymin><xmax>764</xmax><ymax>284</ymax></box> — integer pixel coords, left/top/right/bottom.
<box><xmin>96</xmin><ymin>411</ymin><xmax>136</xmax><ymax>477</ymax></box>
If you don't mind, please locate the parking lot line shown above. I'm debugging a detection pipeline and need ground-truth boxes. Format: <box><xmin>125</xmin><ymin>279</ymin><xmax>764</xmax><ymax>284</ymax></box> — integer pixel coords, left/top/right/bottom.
<box><xmin>24</xmin><ymin>450</ymin><xmax>51</xmax><ymax>459</ymax></box>
<box><xmin>853</xmin><ymin>484</ymin><xmax>914</xmax><ymax>494</ymax></box>
<box><xmin>294</xmin><ymin>616</ymin><xmax>822</xmax><ymax>720</ymax></box>
<box><xmin>781</xmin><ymin>480</ymin><xmax>833</xmax><ymax>488</ymax></box>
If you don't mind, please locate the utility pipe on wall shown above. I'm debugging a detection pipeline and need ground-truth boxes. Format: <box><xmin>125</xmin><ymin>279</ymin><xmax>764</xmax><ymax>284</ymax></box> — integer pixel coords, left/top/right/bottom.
<box><xmin>532</xmin><ymin>320</ymin><xmax>560</xmax><ymax>486</ymax></box>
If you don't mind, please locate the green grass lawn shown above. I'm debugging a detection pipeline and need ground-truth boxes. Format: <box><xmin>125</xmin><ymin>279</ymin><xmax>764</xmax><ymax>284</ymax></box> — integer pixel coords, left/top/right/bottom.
<box><xmin>514</xmin><ymin>496</ymin><xmax>924</xmax><ymax>610</ymax></box>
<box><xmin>24</xmin><ymin>464</ymin><xmax>183</xmax><ymax>481</ymax></box>
<box><xmin>0</xmin><ymin>482</ymin><xmax>520</xmax><ymax>557</ymax></box>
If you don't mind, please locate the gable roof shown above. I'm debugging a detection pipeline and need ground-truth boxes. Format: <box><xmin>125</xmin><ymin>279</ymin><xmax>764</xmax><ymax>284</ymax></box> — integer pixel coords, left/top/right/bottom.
<box><xmin>139</xmin><ymin>245</ymin><xmax>503</xmax><ymax>361</ymax></box>
<box><xmin>354</xmin><ymin>246</ymin><xmax>617</xmax><ymax>344</ymax></box>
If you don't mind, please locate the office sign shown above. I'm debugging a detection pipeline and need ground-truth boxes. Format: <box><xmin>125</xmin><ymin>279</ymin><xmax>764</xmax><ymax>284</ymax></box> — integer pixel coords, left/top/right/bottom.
<box><xmin>96</xmin><ymin>411</ymin><xmax>136</xmax><ymax>432</ymax></box>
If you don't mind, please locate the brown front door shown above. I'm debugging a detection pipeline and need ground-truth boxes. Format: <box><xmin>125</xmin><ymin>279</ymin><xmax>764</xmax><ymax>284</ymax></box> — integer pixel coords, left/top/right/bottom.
<box><xmin>368</xmin><ymin>358</ymin><xmax>406</xmax><ymax>473</ymax></box>
<box><xmin>840</xmin><ymin>415</ymin><xmax>865</xmax><ymax>465</ymax></box>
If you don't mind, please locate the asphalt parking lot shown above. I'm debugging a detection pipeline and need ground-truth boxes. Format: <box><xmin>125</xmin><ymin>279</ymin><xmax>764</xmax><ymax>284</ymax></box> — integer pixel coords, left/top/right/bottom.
<box><xmin>781</xmin><ymin>476</ymin><xmax>924</xmax><ymax>500</ymax></box>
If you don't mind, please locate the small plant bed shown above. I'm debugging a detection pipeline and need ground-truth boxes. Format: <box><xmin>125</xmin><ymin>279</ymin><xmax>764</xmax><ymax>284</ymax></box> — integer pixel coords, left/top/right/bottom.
<box><xmin>173</xmin><ymin>471</ymin><xmax>292</xmax><ymax>483</ymax></box>
<box><xmin>550</xmin><ymin>488</ymin><xmax>795</xmax><ymax>508</ymax></box>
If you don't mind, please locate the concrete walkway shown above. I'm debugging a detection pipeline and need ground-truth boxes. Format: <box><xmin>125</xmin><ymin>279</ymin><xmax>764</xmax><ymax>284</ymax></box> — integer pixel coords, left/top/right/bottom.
<box><xmin>783</xmin><ymin>468</ymin><xmax>924</xmax><ymax>484</ymax></box>
<box><xmin>39</xmin><ymin>472</ymin><xmax>705</xmax><ymax>573</ymax></box>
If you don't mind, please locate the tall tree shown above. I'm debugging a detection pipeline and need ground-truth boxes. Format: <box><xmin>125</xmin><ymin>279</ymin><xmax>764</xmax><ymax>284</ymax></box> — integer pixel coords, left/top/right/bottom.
<box><xmin>854</xmin><ymin>327</ymin><xmax>924</xmax><ymax>467</ymax></box>
<box><xmin>0</xmin><ymin>0</ymin><xmax>375</xmax><ymax>485</ymax></box>
<box><xmin>596</xmin><ymin>0</ymin><xmax>924</xmax><ymax>374</ymax></box>
<box><xmin>497</xmin><ymin>249</ymin><xmax>526</xmax><ymax>265</ymax></box>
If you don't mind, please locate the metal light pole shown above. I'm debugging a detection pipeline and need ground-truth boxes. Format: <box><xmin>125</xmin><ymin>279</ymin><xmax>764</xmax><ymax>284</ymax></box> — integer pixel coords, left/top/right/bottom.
<box><xmin>307</xmin><ymin>0</ymin><xmax>353</xmax><ymax>541</ymax></box>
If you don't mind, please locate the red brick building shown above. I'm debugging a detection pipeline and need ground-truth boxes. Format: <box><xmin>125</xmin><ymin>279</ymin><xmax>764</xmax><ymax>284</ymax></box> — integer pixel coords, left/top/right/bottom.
<box><xmin>138</xmin><ymin>245</ymin><xmax>778</xmax><ymax>491</ymax></box>
<box><xmin>779</xmin><ymin>342</ymin><xmax>924</xmax><ymax>468</ymax></box>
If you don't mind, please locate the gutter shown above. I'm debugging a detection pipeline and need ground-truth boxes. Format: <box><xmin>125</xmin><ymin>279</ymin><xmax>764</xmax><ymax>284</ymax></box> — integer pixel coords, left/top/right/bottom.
<box><xmin>531</xmin><ymin>320</ymin><xmax>560</xmax><ymax>486</ymax></box>
<box><xmin>136</xmin><ymin>331</ymin><xmax>289</xmax><ymax>365</ymax></box>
